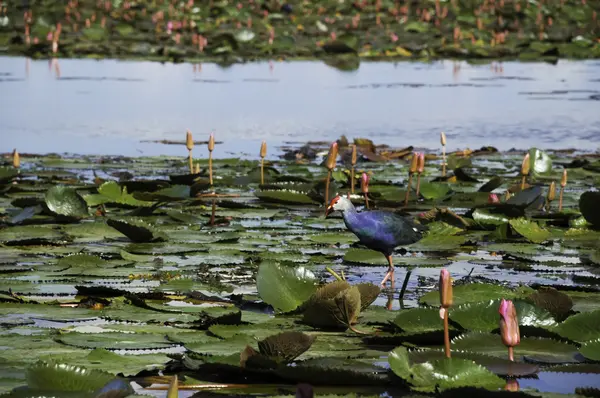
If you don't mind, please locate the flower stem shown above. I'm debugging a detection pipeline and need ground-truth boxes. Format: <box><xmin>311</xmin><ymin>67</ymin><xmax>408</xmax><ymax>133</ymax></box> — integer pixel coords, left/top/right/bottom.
<box><xmin>404</xmin><ymin>173</ymin><xmax>413</xmax><ymax>207</ymax></box>
<box><xmin>325</xmin><ymin>267</ymin><xmax>343</xmax><ymax>281</ymax></box>
<box><xmin>324</xmin><ymin>170</ymin><xmax>331</xmax><ymax>215</ymax></box>
<box><xmin>558</xmin><ymin>186</ymin><xmax>564</xmax><ymax>212</ymax></box>
<box><xmin>260</xmin><ymin>157</ymin><xmax>264</xmax><ymax>185</ymax></box>
<box><xmin>442</xmin><ymin>146</ymin><xmax>446</xmax><ymax>177</ymax></box>
<box><xmin>508</xmin><ymin>346</ymin><xmax>514</xmax><ymax>362</ymax></box>
<box><xmin>444</xmin><ymin>308</ymin><xmax>451</xmax><ymax>358</ymax></box>
<box><xmin>209</xmin><ymin>151</ymin><xmax>213</xmax><ymax>186</ymax></box>
<box><xmin>188</xmin><ymin>149</ymin><xmax>194</xmax><ymax>174</ymax></box>
<box><xmin>351</xmin><ymin>166</ymin><xmax>355</xmax><ymax>194</ymax></box>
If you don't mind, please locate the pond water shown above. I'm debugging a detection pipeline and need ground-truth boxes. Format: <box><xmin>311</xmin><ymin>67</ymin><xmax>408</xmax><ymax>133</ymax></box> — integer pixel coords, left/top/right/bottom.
<box><xmin>1</xmin><ymin>56</ymin><xmax>599</xmax><ymax>157</ymax></box>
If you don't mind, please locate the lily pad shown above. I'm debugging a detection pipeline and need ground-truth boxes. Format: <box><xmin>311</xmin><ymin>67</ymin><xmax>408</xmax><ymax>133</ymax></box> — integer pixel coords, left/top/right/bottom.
<box><xmin>106</xmin><ymin>218</ymin><xmax>166</xmax><ymax>243</ymax></box>
<box><xmin>418</xmin><ymin>182</ymin><xmax>452</xmax><ymax>200</ymax></box>
<box><xmin>256</xmin><ymin>262</ymin><xmax>318</xmax><ymax>313</ymax></box>
<box><xmin>509</xmin><ymin>218</ymin><xmax>551</xmax><ymax>243</ymax></box>
<box><xmin>55</xmin><ymin>332</ymin><xmax>178</xmax><ymax>350</ymax></box>
<box><xmin>393</xmin><ymin>307</ymin><xmax>446</xmax><ymax>333</ymax></box>
<box><xmin>554</xmin><ymin>309</ymin><xmax>600</xmax><ymax>342</ymax></box>
<box><xmin>389</xmin><ymin>346</ymin><xmax>505</xmax><ymax>392</ymax></box>
<box><xmin>529</xmin><ymin>148</ymin><xmax>553</xmax><ymax>175</ymax></box>
<box><xmin>44</xmin><ymin>186</ymin><xmax>89</xmax><ymax>218</ymax></box>
<box><xmin>452</xmin><ymin>332</ymin><xmax>580</xmax><ymax>363</ymax></box>
<box><xmin>580</xmin><ymin>339</ymin><xmax>600</xmax><ymax>361</ymax></box>
<box><xmin>451</xmin><ymin>299</ymin><xmax>556</xmax><ymax>332</ymax></box>
<box><xmin>419</xmin><ymin>283</ymin><xmax>519</xmax><ymax>307</ymax></box>
<box><xmin>255</xmin><ymin>190</ymin><xmax>317</xmax><ymax>205</ymax></box>
<box><xmin>26</xmin><ymin>362</ymin><xmax>114</xmax><ymax>392</ymax></box>
<box><xmin>579</xmin><ymin>191</ymin><xmax>600</xmax><ymax>226</ymax></box>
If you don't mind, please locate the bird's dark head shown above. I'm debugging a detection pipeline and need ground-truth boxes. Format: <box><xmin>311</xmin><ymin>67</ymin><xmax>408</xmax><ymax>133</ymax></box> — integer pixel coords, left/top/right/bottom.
<box><xmin>325</xmin><ymin>195</ymin><xmax>352</xmax><ymax>218</ymax></box>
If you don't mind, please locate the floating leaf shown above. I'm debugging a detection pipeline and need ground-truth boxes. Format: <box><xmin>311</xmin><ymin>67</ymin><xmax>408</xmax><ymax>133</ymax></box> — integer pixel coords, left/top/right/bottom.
<box><xmin>106</xmin><ymin>218</ymin><xmax>166</xmax><ymax>243</ymax></box>
<box><xmin>388</xmin><ymin>346</ymin><xmax>505</xmax><ymax>392</ymax></box>
<box><xmin>451</xmin><ymin>299</ymin><xmax>556</xmax><ymax>332</ymax></box>
<box><xmin>255</xmin><ymin>190</ymin><xmax>317</xmax><ymax>205</ymax></box>
<box><xmin>393</xmin><ymin>307</ymin><xmax>446</xmax><ymax>333</ymax></box>
<box><xmin>258</xmin><ymin>331</ymin><xmax>316</xmax><ymax>363</ymax></box>
<box><xmin>472</xmin><ymin>208</ymin><xmax>509</xmax><ymax>227</ymax></box>
<box><xmin>554</xmin><ymin>309</ymin><xmax>600</xmax><ymax>342</ymax></box>
<box><xmin>55</xmin><ymin>332</ymin><xmax>178</xmax><ymax>350</ymax></box>
<box><xmin>509</xmin><ymin>218</ymin><xmax>551</xmax><ymax>243</ymax></box>
<box><xmin>452</xmin><ymin>332</ymin><xmax>580</xmax><ymax>363</ymax></box>
<box><xmin>580</xmin><ymin>191</ymin><xmax>600</xmax><ymax>226</ymax></box>
<box><xmin>580</xmin><ymin>339</ymin><xmax>600</xmax><ymax>361</ymax></box>
<box><xmin>302</xmin><ymin>285</ymin><xmax>361</xmax><ymax>330</ymax></box>
<box><xmin>478</xmin><ymin>176</ymin><xmax>505</xmax><ymax>192</ymax></box>
<box><xmin>26</xmin><ymin>362</ymin><xmax>114</xmax><ymax>392</ymax></box>
<box><xmin>526</xmin><ymin>287</ymin><xmax>573</xmax><ymax>321</ymax></box>
<box><xmin>256</xmin><ymin>262</ymin><xmax>318</xmax><ymax>313</ymax></box>
<box><xmin>418</xmin><ymin>182</ymin><xmax>452</xmax><ymax>200</ymax></box>
<box><xmin>45</xmin><ymin>186</ymin><xmax>89</xmax><ymax>218</ymax></box>
<box><xmin>420</xmin><ymin>283</ymin><xmax>518</xmax><ymax>307</ymax></box>
<box><xmin>355</xmin><ymin>283</ymin><xmax>380</xmax><ymax>311</ymax></box>
<box><xmin>529</xmin><ymin>148</ymin><xmax>553</xmax><ymax>175</ymax></box>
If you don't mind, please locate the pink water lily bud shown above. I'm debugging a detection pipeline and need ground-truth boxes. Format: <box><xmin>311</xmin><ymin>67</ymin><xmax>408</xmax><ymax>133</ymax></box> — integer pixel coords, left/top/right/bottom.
<box><xmin>361</xmin><ymin>172</ymin><xmax>370</xmax><ymax>194</ymax></box>
<box><xmin>488</xmin><ymin>193</ymin><xmax>499</xmax><ymax>204</ymax></box>
<box><xmin>499</xmin><ymin>299</ymin><xmax>520</xmax><ymax>348</ymax></box>
<box><xmin>439</xmin><ymin>268</ymin><xmax>453</xmax><ymax>308</ymax></box>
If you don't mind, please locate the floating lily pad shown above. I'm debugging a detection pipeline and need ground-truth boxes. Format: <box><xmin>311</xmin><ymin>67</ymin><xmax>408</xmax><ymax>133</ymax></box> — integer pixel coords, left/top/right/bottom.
<box><xmin>418</xmin><ymin>182</ymin><xmax>452</xmax><ymax>200</ymax></box>
<box><xmin>389</xmin><ymin>346</ymin><xmax>505</xmax><ymax>392</ymax></box>
<box><xmin>554</xmin><ymin>309</ymin><xmax>600</xmax><ymax>342</ymax></box>
<box><xmin>451</xmin><ymin>299</ymin><xmax>556</xmax><ymax>332</ymax></box>
<box><xmin>392</xmin><ymin>307</ymin><xmax>446</xmax><ymax>333</ymax></box>
<box><xmin>302</xmin><ymin>285</ymin><xmax>361</xmax><ymax>330</ymax></box>
<box><xmin>256</xmin><ymin>262</ymin><xmax>318</xmax><ymax>313</ymax></box>
<box><xmin>420</xmin><ymin>283</ymin><xmax>519</xmax><ymax>307</ymax></box>
<box><xmin>580</xmin><ymin>339</ymin><xmax>600</xmax><ymax>361</ymax></box>
<box><xmin>579</xmin><ymin>191</ymin><xmax>600</xmax><ymax>227</ymax></box>
<box><xmin>452</xmin><ymin>332</ymin><xmax>580</xmax><ymax>363</ymax></box>
<box><xmin>255</xmin><ymin>190</ymin><xmax>317</xmax><ymax>205</ymax></box>
<box><xmin>509</xmin><ymin>218</ymin><xmax>551</xmax><ymax>243</ymax></box>
<box><xmin>529</xmin><ymin>148</ymin><xmax>553</xmax><ymax>175</ymax></box>
<box><xmin>44</xmin><ymin>186</ymin><xmax>89</xmax><ymax>218</ymax></box>
<box><xmin>106</xmin><ymin>218</ymin><xmax>166</xmax><ymax>243</ymax></box>
<box><xmin>26</xmin><ymin>362</ymin><xmax>114</xmax><ymax>392</ymax></box>
<box><xmin>55</xmin><ymin>332</ymin><xmax>178</xmax><ymax>350</ymax></box>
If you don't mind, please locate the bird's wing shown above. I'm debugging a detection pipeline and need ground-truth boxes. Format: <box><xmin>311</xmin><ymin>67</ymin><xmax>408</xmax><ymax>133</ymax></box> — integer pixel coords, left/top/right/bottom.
<box><xmin>352</xmin><ymin>211</ymin><xmax>423</xmax><ymax>245</ymax></box>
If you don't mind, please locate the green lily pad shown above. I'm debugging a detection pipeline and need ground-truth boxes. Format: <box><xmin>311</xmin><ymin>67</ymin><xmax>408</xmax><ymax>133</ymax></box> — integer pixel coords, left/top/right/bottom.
<box><xmin>106</xmin><ymin>218</ymin><xmax>166</xmax><ymax>243</ymax></box>
<box><xmin>0</xmin><ymin>167</ymin><xmax>18</xmax><ymax>183</ymax></box>
<box><xmin>529</xmin><ymin>148</ymin><xmax>553</xmax><ymax>175</ymax></box>
<box><xmin>418</xmin><ymin>182</ymin><xmax>451</xmax><ymax>200</ymax></box>
<box><xmin>302</xmin><ymin>284</ymin><xmax>362</xmax><ymax>330</ymax></box>
<box><xmin>579</xmin><ymin>191</ymin><xmax>600</xmax><ymax>226</ymax></box>
<box><xmin>84</xmin><ymin>181</ymin><xmax>153</xmax><ymax>207</ymax></box>
<box><xmin>0</xmin><ymin>225</ymin><xmax>66</xmax><ymax>245</ymax></box>
<box><xmin>580</xmin><ymin>339</ymin><xmax>600</xmax><ymax>361</ymax></box>
<box><xmin>472</xmin><ymin>208</ymin><xmax>509</xmax><ymax>227</ymax></box>
<box><xmin>451</xmin><ymin>299</ymin><xmax>556</xmax><ymax>332</ymax></box>
<box><xmin>392</xmin><ymin>307</ymin><xmax>446</xmax><ymax>333</ymax></box>
<box><xmin>26</xmin><ymin>362</ymin><xmax>114</xmax><ymax>392</ymax></box>
<box><xmin>255</xmin><ymin>190</ymin><xmax>317</xmax><ymax>205</ymax></box>
<box><xmin>389</xmin><ymin>346</ymin><xmax>505</xmax><ymax>392</ymax></box>
<box><xmin>55</xmin><ymin>332</ymin><xmax>178</xmax><ymax>351</ymax></box>
<box><xmin>44</xmin><ymin>186</ymin><xmax>89</xmax><ymax>218</ymax></box>
<box><xmin>554</xmin><ymin>309</ymin><xmax>600</xmax><ymax>342</ymax></box>
<box><xmin>509</xmin><ymin>218</ymin><xmax>551</xmax><ymax>243</ymax></box>
<box><xmin>452</xmin><ymin>332</ymin><xmax>580</xmax><ymax>363</ymax></box>
<box><xmin>133</xmin><ymin>185</ymin><xmax>190</xmax><ymax>201</ymax></box>
<box><xmin>256</xmin><ymin>262</ymin><xmax>318</xmax><ymax>313</ymax></box>
<box><xmin>419</xmin><ymin>283</ymin><xmax>519</xmax><ymax>307</ymax></box>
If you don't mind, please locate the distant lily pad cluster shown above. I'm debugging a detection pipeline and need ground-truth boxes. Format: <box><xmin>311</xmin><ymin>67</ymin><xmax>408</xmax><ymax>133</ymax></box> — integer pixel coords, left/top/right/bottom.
<box><xmin>2</xmin><ymin>0</ymin><xmax>600</xmax><ymax>65</ymax></box>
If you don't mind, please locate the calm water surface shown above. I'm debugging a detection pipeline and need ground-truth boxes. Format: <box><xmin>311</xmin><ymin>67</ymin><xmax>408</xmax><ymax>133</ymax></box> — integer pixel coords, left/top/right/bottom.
<box><xmin>0</xmin><ymin>56</ymin><xmax>599</xmax><ymax>157</ymax></box>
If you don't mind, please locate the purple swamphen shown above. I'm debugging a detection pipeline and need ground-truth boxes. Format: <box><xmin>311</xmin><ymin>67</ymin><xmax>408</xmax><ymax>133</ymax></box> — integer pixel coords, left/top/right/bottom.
<box><xmin>325</xmin><ymin>195</ymin><xmax>425</xmax><ymax>296</ymax></box>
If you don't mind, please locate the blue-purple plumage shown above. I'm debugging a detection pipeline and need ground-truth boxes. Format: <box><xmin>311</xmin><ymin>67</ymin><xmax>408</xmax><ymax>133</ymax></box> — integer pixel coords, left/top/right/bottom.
<box><xmin>342</xmin><ymin>208</ymin><xmax>424</xmax><ymax>256</ymax></box>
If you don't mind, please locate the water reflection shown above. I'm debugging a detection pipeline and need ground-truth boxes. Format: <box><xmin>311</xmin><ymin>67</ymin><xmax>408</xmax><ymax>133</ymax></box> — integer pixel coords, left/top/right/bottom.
<box><xmin>1</xmin><ymin>56</ymin><xmax>599</xmax><ymax>156</ymax></box>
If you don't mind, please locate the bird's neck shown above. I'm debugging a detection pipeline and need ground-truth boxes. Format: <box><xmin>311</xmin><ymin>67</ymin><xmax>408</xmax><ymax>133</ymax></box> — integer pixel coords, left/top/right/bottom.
<box><xmin>341</xmin><ymin>205</ymin><xmax>359</xmax><ymax>229</ymax></box>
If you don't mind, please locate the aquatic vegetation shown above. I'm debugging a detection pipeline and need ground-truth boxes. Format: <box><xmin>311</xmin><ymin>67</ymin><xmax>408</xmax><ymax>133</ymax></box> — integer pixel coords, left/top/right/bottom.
<box><xmin>0</xmin><ymin>139</ymin><xmax>599</xmax><ymax>396</ymax></box>
<box><xmin>2</xmin><ymin>0</ymin><xmax>600</xmax><ymax>65</ymax></box>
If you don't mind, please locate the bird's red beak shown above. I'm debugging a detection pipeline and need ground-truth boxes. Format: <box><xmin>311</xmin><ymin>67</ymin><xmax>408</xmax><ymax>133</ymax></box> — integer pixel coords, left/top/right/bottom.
<box><xmin>325</xmin><ymin>204</ymin><xmax>334</xmax><ymax>218</ymax></box>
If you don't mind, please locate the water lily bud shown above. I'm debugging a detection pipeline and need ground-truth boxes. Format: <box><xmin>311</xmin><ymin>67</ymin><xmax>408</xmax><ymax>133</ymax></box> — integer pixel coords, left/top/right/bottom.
<box><xmin>440</xmin><ymin>131</ymin><xmax>446</xmax><ymax>146</ymax></box>
<box><xmin>185</xmin><ymin>129</ymin><xmax>194</xmax><ymax>151</ymax></box>
<box><xmin>409</xmin><ymin>152</ymin><xmax>419</xmax><ymax>174</ymax></box>
<box><xmin>361</xmin><ymin>172</ymin><xmax>369</xmax><ymax>193</ymax></box>
<box><xmin>326</xmin><ymin>142</ymin><xmax>338</xmax><ymax>170</ymax></box>
<box><xmin>561</xmin><ymin>169</ymin><xmax>567</xmax><ymax>187</ymax></box>
<box><xmin>521</xmin><ymin>153</ymin><xmax>530</xmax><ymax>176</ymax></box>
<box><xmin>12</xmin><ymin>149</ymin><xmax>20</xmax><ymax>169</ymax></box>
<box><xmin>499</xmin><ymin>299</ymin><xmax>520</xmax><ymax>348</ymax></box>
<box><xmin>260</xmin><ymin>140</ymin><xmax>267</xmax><ymax>158</ymax></box>
<box><xmin>351</xmin><ymin>144</ymin><xmax>357</xmax><ymax>166</ymax></box>
<box><xmin>439</xmin><ymin>268</ymin><xmax>453</xmax><ymax>308</ymax></box>
<box><xmin>208</xmin><ymin>132</ymin><xmax>215</xmax><ymax>152</ymax></box>
<box><xmin>417</xmin><ymin>152</ymin><xmax>425</xmax><ymax>173</ymax></box>
<box><xmin>547</xmin><ymin>181</ymin><xmax>556</xmax><ymax>201</ymax></box>
<box><xmin>488</xmin><ymin>193</ymin><xmax>499</xmax><ymax>204</ymax></box>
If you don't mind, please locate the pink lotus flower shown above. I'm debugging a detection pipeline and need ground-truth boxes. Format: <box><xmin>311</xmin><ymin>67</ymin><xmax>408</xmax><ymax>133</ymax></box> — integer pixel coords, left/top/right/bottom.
<box><xmin>488</xmin><ymin>193</ymin><xmax>499</xmax><ymax>204</ymax></box>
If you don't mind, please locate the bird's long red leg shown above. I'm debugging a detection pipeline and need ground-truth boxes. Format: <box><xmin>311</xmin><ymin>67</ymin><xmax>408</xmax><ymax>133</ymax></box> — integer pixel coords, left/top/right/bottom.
<box><xmin>380</xmin><ymin>255</ymin><xmax>395</xmax><ymax>286</ymax></box>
